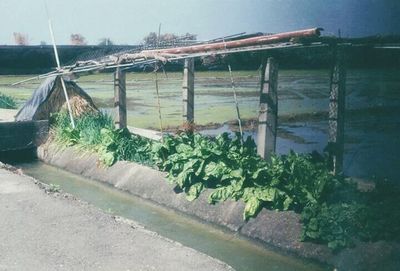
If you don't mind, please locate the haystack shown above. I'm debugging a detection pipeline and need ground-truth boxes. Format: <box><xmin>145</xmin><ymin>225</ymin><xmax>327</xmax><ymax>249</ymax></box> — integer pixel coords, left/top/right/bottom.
<box><xmin>16</xmin><ymin>76</ymin><xmax>98</xmax><ymax>121</ymax></box>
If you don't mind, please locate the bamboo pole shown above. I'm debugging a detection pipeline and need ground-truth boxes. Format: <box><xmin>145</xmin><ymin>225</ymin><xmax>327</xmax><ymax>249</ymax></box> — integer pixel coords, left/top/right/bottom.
<box><xmin>13</xmin><ymin>42</ymin><xmax>329</xmax><ymax>85</ymax></box>
<box><xmin>228</xmin><ymin>64</ymin><xmax>243</xmax><ymax>141</ymax></box>
<box><xmin>143</xmin><ymin>28</ymin><xmax>321</xmax><ymax>55</ymax></box>
<box><xmin>155</xmin><ymin>70</ymin><xmax>164</xmax><ymax>135</ymax></box>
<box><xmin>48</xmin><ymin>18</ymin><xmax>75</xmax><ymax>129</ymax></box>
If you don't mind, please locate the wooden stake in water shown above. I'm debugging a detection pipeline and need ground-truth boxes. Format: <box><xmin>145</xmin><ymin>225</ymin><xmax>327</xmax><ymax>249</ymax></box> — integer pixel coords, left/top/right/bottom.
<box><xmin>114</xmin><ymin>68</ymin><xmax>127</xmax><ymax>129</ymax></box>
<box><xmin>257</xmin><ymin>57</ymin><xmax>278</xmax><ymax>160</ymax></box>
<box><xmin>182</xmin><ymin>58</ymin><xmax>194</xmax><ymax>123</ymax></box>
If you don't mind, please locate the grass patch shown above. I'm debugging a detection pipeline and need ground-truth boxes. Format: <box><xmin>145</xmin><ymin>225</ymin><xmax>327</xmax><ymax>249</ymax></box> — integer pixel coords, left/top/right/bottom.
<box><xmin>0</xmin><ymin>92</ymin><xmax>17</xmax><ymax>109</ymax></box>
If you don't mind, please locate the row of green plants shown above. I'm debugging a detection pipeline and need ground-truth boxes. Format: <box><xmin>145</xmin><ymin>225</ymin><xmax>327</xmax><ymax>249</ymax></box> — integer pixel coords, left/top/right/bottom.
<box><xmin>52</xmin><ymin>112</ymin><xmax>400</xmax><ymax>251</ymax></box>
<box><xmin>0</xmin><ymin>92</ymin><xmax>17</xmax><ymax>109</ymax></box>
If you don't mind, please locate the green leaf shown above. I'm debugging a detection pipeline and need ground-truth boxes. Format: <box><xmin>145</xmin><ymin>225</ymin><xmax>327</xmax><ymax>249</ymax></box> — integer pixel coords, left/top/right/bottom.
<box><xmin>308</xmin><ymin>218</ymin><xmax>319</xmax><ymax>231</ymax></box>
<box><xmin>175</xmin><ymin>169</ymin><xmax>193</xmax><ymax>188</ymax></box>
<box><xmin>195</xmin><ymin>160</ymin><xmax>206</xmax><ymax>177</ymax></box>
<box><xmin>186</xmin><ymin>182</ymin><xmax>204</xmax><ymax>201</ymax></box>
<box><xmin>252</xmin><ymin>167</ymin><xmax>266</xmax><ymax>180</ymax></box>
<box><xmin>306</xmin><ymin>230</ymin><xmax>320</xmax><ymax>239</ymax></box>
<box><xmin>176</xmin><ymin>143</ymin><xmax>193</xmax><ymax>154</ymax></box>
<box><xmin>244</xmin><ymin>196</ymin><xmax>262</xmax><ymax>221</ymax></box>
<box><xmin>230</xmin><ymin>169</ymin><xmax>243</xmax><ymax>179</ymax></box>
<box><xmin>257</xmin><ymin>187</ymin><xmax>277</xmax><ymax>202</ymax></box>
<box><xmin>204</xmin><ymin>161</ymin><xmax>227</xmax><ymax>179</ymax></box>
<box><xmin>283</xmin><ymin>196</ymin><xmax>293</xmax><ymax>210</ymax></box>
<box><xmin>208</xmin><ymin>186</ymin><xmax>234</xmax><ymax>204</ymax></box>
<box><xmin>100</xmin><ymin>152</ymin><xmax>115</xmax><ymax>166</ymax></box>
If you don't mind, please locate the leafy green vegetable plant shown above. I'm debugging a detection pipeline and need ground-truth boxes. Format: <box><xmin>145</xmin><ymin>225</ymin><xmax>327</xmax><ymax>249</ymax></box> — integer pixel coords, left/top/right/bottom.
<box><xmin>153</xmin><ymin>132</ymin><xmax>339</xmax><ymax>220</ymax></box>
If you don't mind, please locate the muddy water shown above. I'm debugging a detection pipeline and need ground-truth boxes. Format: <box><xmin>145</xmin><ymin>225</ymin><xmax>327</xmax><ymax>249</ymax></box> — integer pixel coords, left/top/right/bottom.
<box><xmin>17</xmin><ymin>161</ymin><xmax>327</xmax><ymax>271</ymax></box>
<box><xmin>3</xmin><ymin>69</ymin><xmax>399</xmax><ymax>181</ymax></box>
<box><xmin>201</xmin><ymin>112</ymin><xmax>400</xmax><ymax>183</ymax></box>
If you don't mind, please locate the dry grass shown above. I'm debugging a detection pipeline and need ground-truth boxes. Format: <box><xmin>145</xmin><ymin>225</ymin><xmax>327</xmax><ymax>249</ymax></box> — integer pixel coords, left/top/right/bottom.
<box><xmin>34</xmin><ymin>78</ymin><xmax>98</xmax><ymax>120</ymax></box>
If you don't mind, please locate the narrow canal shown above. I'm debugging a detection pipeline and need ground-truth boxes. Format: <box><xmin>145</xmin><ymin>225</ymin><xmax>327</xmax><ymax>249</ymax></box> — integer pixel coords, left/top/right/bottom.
<box><xmin>16</xmin><ymin>161</ymin><xmax>328</xmax><ymax>271</ymax></box>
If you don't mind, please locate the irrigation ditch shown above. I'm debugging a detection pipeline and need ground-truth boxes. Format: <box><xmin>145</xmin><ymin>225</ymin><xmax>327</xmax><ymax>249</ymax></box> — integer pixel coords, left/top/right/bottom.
<box><xmin>27</xmin><ymin>139</ymin><xmax>397</xmax><ymax>271</ymax></box>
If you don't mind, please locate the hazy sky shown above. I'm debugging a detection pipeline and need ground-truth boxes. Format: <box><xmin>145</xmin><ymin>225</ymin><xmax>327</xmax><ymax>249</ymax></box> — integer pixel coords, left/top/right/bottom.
<box><xmin>1</xmin><ymin>0</ymin><xmax>399</xmax><ymax>45</ymax></box>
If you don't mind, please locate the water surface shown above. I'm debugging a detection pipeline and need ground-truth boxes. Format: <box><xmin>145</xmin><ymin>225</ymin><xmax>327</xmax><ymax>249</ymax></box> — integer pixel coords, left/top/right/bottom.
<box><xmin>17</xmin><ymin>161</ymin><xmax>327</xmax><ymax>271</ymax></box>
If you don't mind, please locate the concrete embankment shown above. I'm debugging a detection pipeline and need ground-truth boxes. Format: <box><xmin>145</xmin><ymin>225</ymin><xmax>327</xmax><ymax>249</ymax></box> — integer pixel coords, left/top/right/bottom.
<box><xmin>0</xmin><ymin>163</ymin><xmax>233</xmax><ymax>271</ymax></box>
<box><xmin>37</xmin><ymin>142</ymin><xmax>400</xmax><ymax>271</ymax></box>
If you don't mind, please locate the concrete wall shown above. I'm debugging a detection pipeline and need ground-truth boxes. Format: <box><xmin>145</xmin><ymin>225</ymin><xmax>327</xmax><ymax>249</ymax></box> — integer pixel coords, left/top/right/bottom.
<box><xmin>0</xmin><ymin>120</ymin><xmax>48</xmax><ymax>151</ymax></box>
<box><xmin>37</xmin><ymin>142</ymin><xmax>400</xmax><ymax>270</ymax></box>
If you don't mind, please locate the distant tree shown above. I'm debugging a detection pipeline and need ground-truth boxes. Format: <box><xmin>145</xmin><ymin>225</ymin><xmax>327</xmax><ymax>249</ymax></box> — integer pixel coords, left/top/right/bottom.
<box><xmin>70</xmin><ymin>34</ymin><xmax>87</xmax><ymax>45</ymax></box>
<box><xmin>98</xmin><ymin>38</ymin><xmax>114</xmax><ymax>46</ymax></box>
<box><xmin>143</xmin><ymin>32</ymin><xmax>158</xmax><ymax>46</ymax></box>
<box><xmin>40</xmin><ymin>41</ymin><xmax>47</xmax><ymax>45</ymax></box>
<box><xmin>182</xmin><ymin>32</ymin><xmax>197</xmax><ymax>41</ymax></box>
<box><xmin>160</xmin><ymin>33</ymin><xmax>177</xmax><ymax>42</ymax></box>
<box><xmin>13</xmin><ymin>32</ymin><xmax>29</xmax><ymax>45</ymax></box>
<box><xmin>143</xmin><ymin>32</ymin><xmax>197</xmax><ymax>47</ymax></box>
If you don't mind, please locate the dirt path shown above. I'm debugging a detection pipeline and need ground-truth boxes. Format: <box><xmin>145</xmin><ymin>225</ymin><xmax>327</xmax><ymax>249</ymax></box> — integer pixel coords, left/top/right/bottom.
<box><xmin>0</xmin><ymin>165</ymin><xmax>233</xmax><ymax>271</ymax></box>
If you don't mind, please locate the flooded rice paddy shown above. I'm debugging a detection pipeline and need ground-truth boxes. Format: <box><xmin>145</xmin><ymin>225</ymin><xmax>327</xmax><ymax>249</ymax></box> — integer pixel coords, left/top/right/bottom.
<box><xmin>2</xmin><ymin>69</ymin><xmax>400</xmax><ymax>181</ymax></box>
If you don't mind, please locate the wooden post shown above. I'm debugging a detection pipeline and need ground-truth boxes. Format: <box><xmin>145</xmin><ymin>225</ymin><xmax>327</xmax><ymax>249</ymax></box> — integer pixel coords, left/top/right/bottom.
<box><xmin>257</xmin><ymin>57</ymin><xmax>278</xmax><ymax>160</ymax></box>
<box><xmin>182</xmin><ymin>58</ymin><xmax>194</xmax><ymax>123</ymax></box>
<box><xmin>114</xmin><ymin>68</ymin><xmax>127</xmax><ymax>129</ymax></box>
<box><xmin>328</xmin><ymin>48</ymin><xmax>346</xmax><ymax>175</ymax></box>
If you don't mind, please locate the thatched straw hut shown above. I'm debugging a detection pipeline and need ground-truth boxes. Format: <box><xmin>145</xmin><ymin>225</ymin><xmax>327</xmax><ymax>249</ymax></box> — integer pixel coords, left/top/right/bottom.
<box><xmin>16</xmin><ymin>76</ymin><xmax>98</xmax><ymax>121</ymax></box>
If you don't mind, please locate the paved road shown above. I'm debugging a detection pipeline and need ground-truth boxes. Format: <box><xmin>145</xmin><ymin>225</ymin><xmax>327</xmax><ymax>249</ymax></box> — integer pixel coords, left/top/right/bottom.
<box><xmin>0</xmin><ymin>165</ymin><xmax>233</xmax><ymax>271</ymax></box>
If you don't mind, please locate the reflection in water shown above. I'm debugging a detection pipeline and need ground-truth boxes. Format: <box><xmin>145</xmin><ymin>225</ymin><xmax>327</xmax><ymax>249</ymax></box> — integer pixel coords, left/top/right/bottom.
<box><xmin>4</xmin><ymin>69</ymin><xmax>400</xmax><ymax>181</ymax></box>
<box><xmin>201</xmin><ymin>110</ymin><xmax>400</xmax><ymax>183</ymax></box>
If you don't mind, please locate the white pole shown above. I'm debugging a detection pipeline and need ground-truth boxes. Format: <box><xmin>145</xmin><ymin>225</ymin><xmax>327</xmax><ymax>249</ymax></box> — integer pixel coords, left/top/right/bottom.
<box><xmin>48</xmin><ymin>18</ymin><xmax>75</xmax><ymax>129</ymax></box>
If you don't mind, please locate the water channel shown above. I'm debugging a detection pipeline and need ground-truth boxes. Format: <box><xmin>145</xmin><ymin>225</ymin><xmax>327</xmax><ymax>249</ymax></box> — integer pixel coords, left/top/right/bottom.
<box><xmin>15</xmin><ymin>161</ymin><xmax>328</xmax><ymax>271</ymax></box>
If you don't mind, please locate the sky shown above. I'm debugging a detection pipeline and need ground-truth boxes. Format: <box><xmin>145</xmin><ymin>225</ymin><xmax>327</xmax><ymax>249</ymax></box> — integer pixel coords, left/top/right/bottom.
<box><xmin>0</xmin><ymin>0</ymin><xmax>399</xmax><ymax>45</ymax></box>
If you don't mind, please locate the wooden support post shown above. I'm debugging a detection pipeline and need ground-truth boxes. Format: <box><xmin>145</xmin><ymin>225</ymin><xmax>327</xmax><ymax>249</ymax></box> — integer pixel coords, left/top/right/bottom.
<box><xmin>114</xmin><ymin>68</ymin><xmax>127</xmax><ymax>129</ymax></box>
<box><xmin>328</xmin><ymin>48</ymin><xmax>346</xmax><ymax>175</ymax></box>
<box><xmin>257</xmin><ymin>57</ymin><xmax>278</xmax><ymax>160</ymax></box>
<box><xmin>182</xmin><ymin>58</ymin><xmax>194</xmax><ymax>123</ymax></box>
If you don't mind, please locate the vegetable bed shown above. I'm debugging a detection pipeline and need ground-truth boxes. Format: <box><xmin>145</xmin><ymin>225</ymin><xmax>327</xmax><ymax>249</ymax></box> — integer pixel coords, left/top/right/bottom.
<box><xmin>52</xmin><ymin>111</ymin><xmax>400</xmax><ymax>251</ymax></box>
